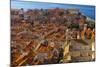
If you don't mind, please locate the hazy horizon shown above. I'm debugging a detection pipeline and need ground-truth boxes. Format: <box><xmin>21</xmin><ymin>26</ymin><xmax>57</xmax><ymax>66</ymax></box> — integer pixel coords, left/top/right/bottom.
<box><xmin>11</xmin><ymin>0</ymin><xmax>95</xmax><ymax>20</ymax></box>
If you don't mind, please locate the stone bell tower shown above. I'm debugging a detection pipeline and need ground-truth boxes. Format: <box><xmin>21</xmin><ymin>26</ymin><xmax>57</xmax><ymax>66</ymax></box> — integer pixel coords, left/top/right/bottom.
<box><xmin>63</xmin><ymin>29</ymin><xmax>71</xmax><ymax>63</ymax></box>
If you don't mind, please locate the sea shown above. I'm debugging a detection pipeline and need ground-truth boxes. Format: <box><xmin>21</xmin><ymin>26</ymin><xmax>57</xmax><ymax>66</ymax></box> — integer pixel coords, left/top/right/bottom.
<box><xmin>11</xmin><ymin>0</ymin><xmax>95</xmax><ymax>20</ymax></box>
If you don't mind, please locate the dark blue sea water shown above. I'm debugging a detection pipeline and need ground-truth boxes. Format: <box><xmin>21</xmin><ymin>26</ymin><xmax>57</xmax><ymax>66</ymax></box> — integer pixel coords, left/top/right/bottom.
<box><xmin>11</xmin><ymin>1</ymin><xmax>95</xmax><ymax>20</ymax></box>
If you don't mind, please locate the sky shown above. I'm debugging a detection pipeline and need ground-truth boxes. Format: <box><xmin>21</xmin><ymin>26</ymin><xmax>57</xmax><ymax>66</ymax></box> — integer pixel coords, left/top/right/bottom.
<box><xmin>11</xmin><ymin>0</ymin><xmax>95</xmax><ymax>9</ymax></box>
<box><xmin>11</xmin><ymin>0</ymin><xmax>95</xmax><ymax>20</ymax></box>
